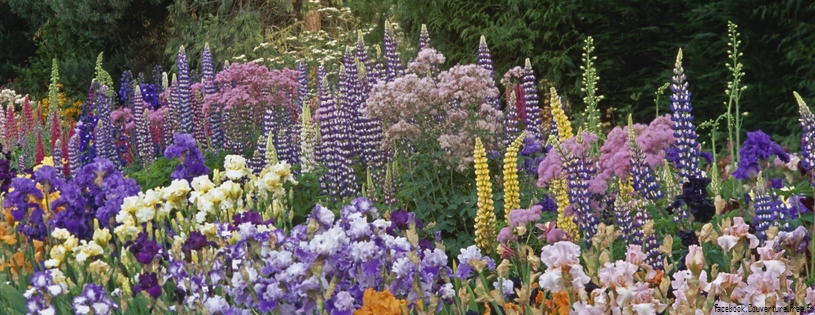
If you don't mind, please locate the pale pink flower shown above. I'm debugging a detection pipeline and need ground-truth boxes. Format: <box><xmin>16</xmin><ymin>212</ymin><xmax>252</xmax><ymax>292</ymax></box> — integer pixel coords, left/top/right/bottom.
<box><xmin>538</xmin><ymin>268</ymin><xmax>564</xmax><ymax>292</ymax></box>
<box><xmin>741</xmin><ymin>265</ymin><xmax>784</xmax><ymax>308</ymax></box>
<box><xmin>806</xmin><ymin>286</ymin><xmax>815</xmax><ymax>307</ymax></box>
<box><xmin>630</xmin><ymin>283</ymin><xmax>668</xmax><ymax>315</ymax></box>
<box><xmin>670</xmin><ymin>270</ymin><xmax>708</xmax><ymax>311</ymax></box>
<box><xmin>625</xmin><ymin>245</ymin><xmax>647</xmax><ymax>266</ymax></box>
<box><xmin>540</xmin><ymin>242</ymin><xmax>581</xmax><ymax>269</ymax></box>
<box><xmin>718</xmin><ymin>217</ymin><xmax>759</xmax><ymax>251</ymax></box>
<box><xmin>685</xmin><ymin>245</ymin><xmax>705</xmax><ymax>275</ymax></box>
<box><xmin>599</xmin><ymin>261</ymin><xmax>638</xmax><ymax>289</ymax></box>
<box><xmin>705</xmin><ymin>272</ymin><xmax>743</xmax><ymax>296</ymax></box>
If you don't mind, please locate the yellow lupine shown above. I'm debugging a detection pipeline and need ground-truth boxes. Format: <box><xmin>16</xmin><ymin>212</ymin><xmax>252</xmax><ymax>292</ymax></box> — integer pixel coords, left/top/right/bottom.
<box><xmin>473</xmin><ymin>138</ymin><xmax>495</xmax><ymax>251</ymax></box>
<box><xmin>503</xmin><ymin>131</ymin><xmax>526</xmax><ymax>221</ymax></box>
<box><xmin>550</xmin><ymin>87</ymin><xmax>573</xmax><ymax>140</ymax></box>
<box><xmin>551</xmin><ymin>177</ymin><xmax>578</xmax><ymax>239</ymax></box>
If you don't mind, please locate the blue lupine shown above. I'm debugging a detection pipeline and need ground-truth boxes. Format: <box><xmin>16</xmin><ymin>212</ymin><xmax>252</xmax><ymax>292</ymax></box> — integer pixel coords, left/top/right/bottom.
<box><xmin>356</xmin><ymin>31</ymin><xmax>376</xmax><ymax>93</ymax></box>
<box><xmin>614</xmin><ymin>197</ymin><xmax>633</xmax><ymax>245</ymax></box>
<box><xmin>152</xmin><ymin>64</ymin><xmax>164</xmax><ymax>93</ymax></box>
<box><xmin>296</xmin><ymin>61</ymin><xmax>308</xmax><ymax>114</ymax></box>
<box><xmin>343</xmin><ymin>48</ymin><xmax>363</xmax><ymax>157</ymax></box>
<box><xmin>383</xmin><ymin>21</ymin><xmax>404</xmax><ymax>82</ymax></box>
<box><xmin>669</xmin><ymin>49</ymin><xmax>703</xmax><ymax>182</ymax></box>
<box><xmin>119</xmin><ymin>70</ymin><xmax>134</xmax><ymax>109</ymax></box>
<box><xmin>68</xmin><ymin>133</ymin><xmax>80</xmax><ymax>179</ymax></box>
<box><xmin>177</xmin><ymin>46</ymin><xmax>193</xmax><ymax>134</ymax></box>
<box><xmin>477</xmin><ymin>36</ymin><xmax>500</xmax><ymax>110</ymax></box>
<box><xmin>78</xmin><ymin>82</ymin><xmax>99</xmax><ymax>166</ymax></box>
<box><xmin>133</xmin><ymin>84</ymin><xmax>153</xmax><ymax>167</ymax></box>
<box><xmin>94</xmin><ymin>85</ymin><xmax>118</xmax><ymax>170</ymax></box>
<box><xmin>562</xmin><ymin>146</ymin><xmax>598</xmax><ymax>246</ymax></box>
<box><xmin>522</xmin><ymin>59</ymin><xmax>543</xmax><ymax>144</ymax></box>
<box><xmin>796</xmin><ymin>92</ymin><xmax>815</xmax><ymax>183</ymax></box>
<box><xmin>628</xmin><ymin>118</ymin><xmax>664</xmax><ymax>201</ymax></box>
<box><xmin>203</xmin><ymin>43</ymin><xmax>223</xmax><ymax>151</ymax></box>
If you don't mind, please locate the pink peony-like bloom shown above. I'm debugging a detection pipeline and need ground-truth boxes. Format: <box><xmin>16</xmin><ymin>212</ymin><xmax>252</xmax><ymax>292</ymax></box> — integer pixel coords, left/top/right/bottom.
<box><xmin>630</xmin><ymin>282</ymin><xmax>668</xmax><ymax>315</ymax></box>
<box><xmin>540</xmin><ymin>242</ymin><xmax>581</xmax><ymax>269</ymax></box>
<box><xmin>705</xmin><ymin>272</ymin><xmax>743</xmax><ymax>296</ymax></box>
<box><xmin>625</xmin><ymin>245</ymin><xmax>647</xmax><ymax>266</ymax></box>
<box><xmin>718</xmin><ymin>217</ymin><xmax>760</xmax><ymax>251</ymax></box>
<box><xmin>742</xmin><ymin>264</ymin><xmax>785</xmax><ymax>308</ymax></box>
<box><xmin>599</xmin><ymin>261</ymin><xmax>638</xmax><ymax>289</ymax></box>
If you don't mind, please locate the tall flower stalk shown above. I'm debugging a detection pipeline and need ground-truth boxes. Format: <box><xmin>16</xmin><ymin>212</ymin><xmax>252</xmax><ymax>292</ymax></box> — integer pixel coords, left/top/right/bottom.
<box><xmin>725</xmin><ymin>21</ymin><xmax>747</xmax><ymax>170</ymax></box>
<box><xmin>474</xmin><ymin>137</ymin><xmax>495</xmax><ymax>251</ymax></box>
<box><xmin>522</xmin><ymin>59</ymin><xmax>542</xmax><ymax>144</ymax></box>
<box><xmin>550</xmin><ymin>87</ymin><xmax>573</xmax><ymax>141</ymax></box>
<box><xmin>669</xmin><ymin>49</ymin><xmax>702</xmax><ymax>182</ymax></box>
<box><xmin>796</xmin><ymin>92</ymin><xmax>815</xmax><ymax>184</ymax></box>
<box><xmin>628</xmin><ymin>115</ymin><xmax>663</xmax><ymax>201</ymax></box>
<box><xmin>177</xmin><ymin>46</ymin><xmax>193</xmax><ymax>135</ymax></box>
<box><xmin>580</xmin><ymin>36</ymin><xmax>603</xmax><ymax>135</ymax></box>
<box><xmin>477</xmin><ymin>36</ymin><xmax>500</xmax><ymax>110</ymax></box>
<box><xmin>503</xmin><ymin>91</ymin><xmax>520</xmax><ymax>148</ymax></box>
<box><xmin>503</xmin><ymin>132</ymin><xmax>526</xmax><ymax>221</ymax></box>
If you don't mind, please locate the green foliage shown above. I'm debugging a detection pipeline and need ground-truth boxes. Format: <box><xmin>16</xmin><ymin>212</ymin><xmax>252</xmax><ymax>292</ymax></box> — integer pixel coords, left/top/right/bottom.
<box><xmin>129</xmin><ymin>157</ymin><xmax>177</xmax><ymax>191</ymax></box>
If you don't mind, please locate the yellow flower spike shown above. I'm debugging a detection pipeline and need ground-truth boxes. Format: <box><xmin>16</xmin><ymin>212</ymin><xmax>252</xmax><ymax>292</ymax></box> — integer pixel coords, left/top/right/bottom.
<box><xmin>550</xmin><ymin>87</ymin><xmax>573</xmax><ymax>141</ymax></box>
<box><xmin>503</xmin><ymin>131</ymin><xmax>526</xmax><ymax>221</ymax></box>
<box><xmin>474</xmin><ymin>138</ymin><xmax>496</xmax><ymax>251</ymax></box>
<box><xmin>551</xmin><ymin>177</ymin><xmax>578</xmax><ymax>240</ymax></box>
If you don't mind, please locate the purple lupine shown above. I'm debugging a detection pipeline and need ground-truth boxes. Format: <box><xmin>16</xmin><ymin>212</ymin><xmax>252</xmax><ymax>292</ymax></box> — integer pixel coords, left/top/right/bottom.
<box><xmin>203</xmin><ymin>43</ymin><xmax>223</xmax><ymax>151</ymax></box>
<box><xmin>132</xmin><ymin>84</ymin><xmax>153</xmax><ymax>167</ymax></box>
<box><xmin>78</xmin><ymin>81</ymin><xmax>99</xmax><ymax>166</ymax></box>
<box><xmin>119</xmin><ymin>70</ymin><xmax>134</xmax><ymax>109</ymax></box>
<box><xmin>628</xmin><ymin>121</ymin><xmax>664</xmax><ymax>201</ymax></box>
<box><xmin>343</xmin><ymin>48</ymin><xmax>363</xmax><ymax>158</ymax></box>
<box><xmin>419</xmin><ymin>24</ymin><xmax>431</xmax><ymax>51</ymax></box>
<box><xmin>522</xmin><ymin>59</ymin><xmax>543</xmax><ymax>143</ymax></box>
<box><xmin>669</xmin><ymin>49</ymin><xmax>703</xmax><ymax>182</ymax></box>
<box><xmin>163</xmin><ymin>76</ymin><xmax>178</xmax><ymax>149</ymax></box>
<box><xmin>644</xmin><ymin>233</ymin><xmax>663</xmax><ymax>270</ymax></box>
<box><xmin>383</xmin><ymin>21</ymin><xmax>404</xmax><ymax>82</ymax></box>
<box><xmin>94</xmin><ymin>85</ymin><xmax>118</xmax><ymax>169</ymax></box>
<box><xmin>68</xmin><ymin>133</ymin><xmax>80</xmax><ymax>179</ymax></box>
<box><xmin>503</xmin><ymin>91</ymin><xmax>521</xmax><ymax>147</ymax></box>
<box><xmin>614</xmin><ymin>197</ymin><xmax>633</xmax><ymax>245</ymax></box>
<box><xmin>317</xmin><ymin>77</ymin><xmax>337</xmax><ymax>196</ymax></box>
<box><xmin>53</xmin><ymin>139</ymin><xmax>63</xmax><ymax>178</ymax></box>
<box><xmin>334</xmin><ymin>73</ymin><xmax>360</xmax><ymax>199</ymax></box>
<box><xmin>296</xmin><ymin>61</ymin><xmax>308</xmax><ymax>113</ymax></box>
<box><xmin>751</xmin><ymin>180</ymin><xmax>783</xmax><ymax>242</ymax></box>
<box><xmin>315</xmin><ymin>65</ymin><xmax>330</xmax><ymax>125</ymax></box>
<box><xmin>563</xmin><ymin>150</ymin><xmax>598</xmax><ymax>246</ymax></box>
<box><xmin>152</xmin><ymin>64</ymin><xmax>164</xmax><ymax>93</ymax></box>
<box><xmin>177</xmin><ymin>46</ymin><xmax>193</xmax><ymax>134</ymax></box>
<box><xmin>798</xmin><ymin>93</ymin><xmax>815</xmax><ymax>185</ymax></box>
<box><xmin>356</xmin><ymin>31</ymin><xmax>376</xmax><ymax>94</ymax></box>
<box><xmin>477</xmin><ymin>36</ymin><xmax>500</xmax><ymax>110</ymax></box>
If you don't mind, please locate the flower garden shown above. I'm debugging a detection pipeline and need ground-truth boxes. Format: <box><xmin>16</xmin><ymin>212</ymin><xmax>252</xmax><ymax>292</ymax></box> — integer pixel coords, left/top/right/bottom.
<box><xmin>1</xmin><ymin>19</ymin><xmax>814</xmax><ymax>315</ymax></box>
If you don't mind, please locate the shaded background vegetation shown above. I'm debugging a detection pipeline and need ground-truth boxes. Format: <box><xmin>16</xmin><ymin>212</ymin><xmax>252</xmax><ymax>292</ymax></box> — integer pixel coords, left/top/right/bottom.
<box><xmin>1</xmin><ymin>0</ymin><xmax>813</xmax><ymax>147</ymax></box>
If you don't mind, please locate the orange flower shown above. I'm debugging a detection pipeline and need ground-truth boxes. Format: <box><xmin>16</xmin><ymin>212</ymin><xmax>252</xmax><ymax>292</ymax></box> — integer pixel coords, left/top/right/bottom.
<box><xmin>0</xmin><ymin>251</ymin><xmax>31</xmax><ymax>275</ymax></box>
<box><xmin>0</xmin><ymin>222</ymin><xmax>16</xmax><ymax>245</ymax></box>
<box><xmin>534</xmin><ymin>290</ymin><xmax>544</xmax><ymax>307</ymax></box>
<box><xmin>354</xmin><ymin>289</ymin><xmax>404</xmax><ymax>315</ymax></box>
<box><xmin>543</xmin><ymin>291</ymin><xmax>570</xmax><ymax>315</ymax></box>
<box><xmin>482</xmin><ymin>303</ymin><xmax>491</xmax><ymax>315</ymax></box>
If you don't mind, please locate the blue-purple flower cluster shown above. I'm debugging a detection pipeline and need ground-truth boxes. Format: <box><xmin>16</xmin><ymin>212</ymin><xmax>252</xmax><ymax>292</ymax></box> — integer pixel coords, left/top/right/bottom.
<box><xmin>668</xmin><ymin>50</ymin><xmax>703</xmax><ymax>182</ymax></box>
<box><xmin>165</xmin><ymin>133</ymin><xmax>209</xmax><ymax>183</ymax></box>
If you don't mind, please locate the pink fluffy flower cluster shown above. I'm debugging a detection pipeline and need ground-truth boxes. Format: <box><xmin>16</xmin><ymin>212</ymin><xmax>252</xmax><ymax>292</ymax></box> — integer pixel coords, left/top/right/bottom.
<box><xmin>365</xmin><ymin>49</ymin><xmax>504</xmax><ymax>172</ymax></box>
<box><xmin>204</xmin><ymin>62</ymin><xmax>300</xmax><ymax>120</ymax></box>
<box><xmin>536</xmin><ymin>115</ymin><xmax>674</xmax><ymax>194</ymax></box>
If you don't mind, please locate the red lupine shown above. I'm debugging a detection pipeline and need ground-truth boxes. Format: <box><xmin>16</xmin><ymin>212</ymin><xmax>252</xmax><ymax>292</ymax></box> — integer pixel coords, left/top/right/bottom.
<box><xmin>35</xmin><ymin>132</ymin><xmax>45</xmax><ymax>165</ymax></box>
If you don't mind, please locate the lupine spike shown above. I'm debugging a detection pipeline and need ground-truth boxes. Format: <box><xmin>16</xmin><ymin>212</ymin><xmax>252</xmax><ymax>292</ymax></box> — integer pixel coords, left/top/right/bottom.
<box><xmin>52</xmin><ymin>139</ymin><xmax>63</xmax><ymax>178</ymax></box>
<box><xmin>68</xmin><ymin>133</ymin><xmax>80</xmax><ymax>178</ymax></box>
<box><xmin>177</xmin><ymin>46</ymin><xmax>193</xmax><ymax>134</ymax></box>
<box><xmin>78</xmin><ymin>81</ymin><xmax>99</xmax><ymax>166</ymax></box>
<box><xmin>35</xmin><ymin>133</ymin><xmax>45</xmax><ymax>165</ymax></box>
<box><xmin>119</xmin><ymin>70</ymin><xmax>134</xmax><ymax>110</ymax></box>
<box><xmin>503</xmin><ymin>131</ymin><xmax>526</xmax><ymax>221</ymax></box>
<box><xmin>503</xmin><ymin>91</ymin><xmax>521</xmax><ymax>147</ymax></box>
<box><xmin>556</xmin><ymin>137</ymin><xmax>598</xmax><ymax>246</ymax></box>
<box><xmin>356</xmin><ymin>31</ymin><xmax>376</xmax><ymax>92</ymax></box>
<box><xmin>477</xmin><ymin>35</ymin><xmax>500</xmax><ymax>110</ymax></box>
<box><xmin>795</xmin><ymin>92</ymin><xmax>815</xmax><ymax>183</ymax></box>
<box><xmin>614</xmin><ymin>180</ymin><xmax>634</xmax><ymax>245</ymax></box>
<box><xmin>94</xmin><ymin>85</ymin><xmax>118</xmax><ymax>169</ymax></box>
<box><xmin>365</xmin><ymin>167</ymin><xmax>378</xmax><ymax>202</ymax></box>
<box><xmin>418</xmin><ymin>24</ymin><xmax>431</xmax><ymax>51</ymax></box>
<box><xmin>163</xmin><ymin>75</ymin><xmax>178</xmax><ymax>149</ymax></box>
<box><xmin>5</xmin><ymin>102</ymin><xmax>15</xmax><ymax>149</ymax></box>
<box><xmin>474</xmin><ymin>137</ymin><xmax>496</xmax><ymax>251</ymax></box>
<box><xmin>550</xmin><ymin>87</ymin><xmax>573</xmax><ymax>141</ymax></box>
<box><xmin>47</xmin><ymin>58</ymin><xmax>60</xmax><ymax>133</ymax></box>
<box><xmin>522</xmin><ymin>59</ymin><xmax>543</xmax><ymax>143</ymax></box>
<box><xmin>300</xmin><ymin>102</ymin><xmax>317</xmax><ymax>173</ymax></box>
<box><xmin>0</xmin><ymin>103</ymin><xmax>6</xmax><ymax>151</ymax></box>
<box><xmin>192</xmin><ymin>88</ymin><xmax>207</xmax><ymax>150</ymax></box>
<box><xmin>296</xmin><ymin>61</ymin><xmax>308</xmax><ymax>114</ymax></box>
<box><xmin>152</xmin><ymin>64</ymin><xmax>164</xmax><ymax>93</ymax></box>
<box><xmin>669</xmin><ymin>48</ymin><xmax>703</xmax><ymax>182</ymax></box>
<box><xmin>50</xmin><ymin>111</ymin><xmax>61</xmax><ymax>156</ymax></box>
<box><xmin>627</xmin><ymin>114</ymin><xmax>663</xmax><ymax>200</ymax></box>
<box><xmin>383</xmin><ymin>21</ymin><xmax>404</xmax><ymax>82</ymax></box>
<box><xmin>203</xmin><ymin>42</ymin><xmax>223</xmax><ymax>151</ymax></box>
